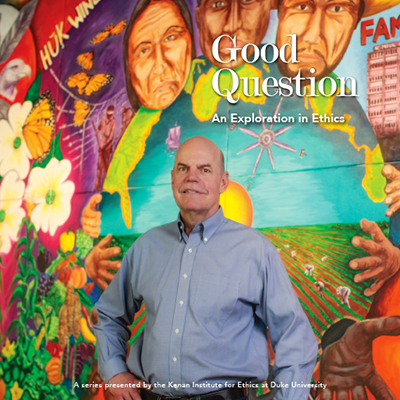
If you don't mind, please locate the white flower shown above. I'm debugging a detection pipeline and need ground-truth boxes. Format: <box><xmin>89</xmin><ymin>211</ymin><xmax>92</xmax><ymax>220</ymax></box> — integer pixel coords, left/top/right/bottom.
<box><xmin>0</xmin><ymin>102</ymin><xmax>33</xmax><ymax>179</ymax></box>
<box><xmin>0</xmin><ymin>171</ymin><xmax>26</xmax><ymax>254</ymax></box>
<box><xmin>26</xmin><ymin>158</ymin><xmax>75</xmax><ymax>236</ymax></box>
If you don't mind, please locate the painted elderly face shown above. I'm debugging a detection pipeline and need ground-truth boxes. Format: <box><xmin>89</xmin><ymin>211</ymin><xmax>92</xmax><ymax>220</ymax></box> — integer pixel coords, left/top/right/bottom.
<box><xmin>196</xmin><ymin>0</ymin><xmax>272</xmax><ymax>69</ymax></box>
<box><xmin>128</xmin><ymin>0</ymin><xmax>192</xmax><ymax>110</ymax></box>
<box><xmin>277</xmin><ymin>0</ymin><xmax>360</xmax><ymax>81</ymax></box>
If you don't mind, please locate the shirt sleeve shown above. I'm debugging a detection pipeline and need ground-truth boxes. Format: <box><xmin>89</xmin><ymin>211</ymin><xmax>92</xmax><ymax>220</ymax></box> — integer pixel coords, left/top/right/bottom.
<box><xmin>93</xmin><ymin>245</ymin><xmax>142</xmax><ymax>383</ymax></box>
<box><xmin>255</xmin><ymin>239</ymin><xmax>318</xmax><ymax>400</ymax></box>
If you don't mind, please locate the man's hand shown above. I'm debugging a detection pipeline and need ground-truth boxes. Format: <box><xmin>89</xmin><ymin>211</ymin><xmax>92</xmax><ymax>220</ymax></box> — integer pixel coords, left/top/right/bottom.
<box><xmin>106</xmin><ymin>372</ymin><xmax>150</xmax><ymax>400</ymax></box>
<box><xmin>81</xmin><ymin>194</ymin><xmax>102</xmax><ymax>238</ymax></box>
<box><xmin>85</xmin><ymin>234</ymin><xmax>122</xmax><ymax>291</ymax></box>
<box><xmin>382</xmin><ymin>164</ymin><xmax>400</xmax><ymax>217</ymax></box>
<box><xmin>320</xmin><ymin>316</ymin><xmax>400</xmax><ymax>400</ymax></box>
<box><xmin>350</xmin><ymin>219</ymin><xmax>400</xmax><ymax>296</ymax></box>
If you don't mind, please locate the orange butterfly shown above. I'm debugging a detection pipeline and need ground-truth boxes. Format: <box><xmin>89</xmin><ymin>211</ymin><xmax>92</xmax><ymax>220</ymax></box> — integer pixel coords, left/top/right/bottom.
<box><xmin>77</xmin><ymin>52</ymin><xmax>94</xmax><ymax>70</ymax></box>
<box><xmin>91</xmin><ymin>20</ymin><xmax>127</xmax><ymax>45</ymax></box>
<box><xmin>74</xmin><ymin>100</ymin><xmax>90</xmax><ymax>127</ymax></box>
<box><xmin>66</xmin><ymin>72</ymin><xmax>113</xmax><ymax>96</ymax></box>
<box><xmin>23</xmin><ymin>91</ymin><xmax>55</xmax><ymax>162</ymax></box>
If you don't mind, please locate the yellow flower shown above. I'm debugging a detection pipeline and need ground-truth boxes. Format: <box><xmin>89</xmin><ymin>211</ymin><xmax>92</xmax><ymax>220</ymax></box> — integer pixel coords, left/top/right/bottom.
<box><xmin>1</xmin><ymin>339</ymin><xmax>15</xmax><ymax>359</ymax></box>
<box><xmin>10</xmin><ymin>381</ymin><xmax>23</xmax><ymax>400</ymax></box>
<box><xmin>60</xmin><ymin>231</ymin><xmax>75</xmax><ymax>253</ymax></box>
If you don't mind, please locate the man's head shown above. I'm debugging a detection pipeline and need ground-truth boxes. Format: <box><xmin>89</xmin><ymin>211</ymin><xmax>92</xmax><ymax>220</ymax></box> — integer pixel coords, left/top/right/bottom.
<box><xmin>124</xmin><ymin>0</ymin><xmax>195</xmax><ymax>111</ymax></box>
<box><xmin>171</xmin><ymin>137</ymin><xmax>229</xmax><ymax>223</ymax></box>
<box><xmin>106</xmin><ymin>105</ymin><xmax>114</xmax><ymax>119</ymax></box>
<box><xmin>196</xmin><ymin>0</ymin><xmax>272</xmax><ymax>69</ymax></box>
<box><xmin>276</xmin><ymin>0</ymin><xmax>364</xmax><ymax>81</ymax></box>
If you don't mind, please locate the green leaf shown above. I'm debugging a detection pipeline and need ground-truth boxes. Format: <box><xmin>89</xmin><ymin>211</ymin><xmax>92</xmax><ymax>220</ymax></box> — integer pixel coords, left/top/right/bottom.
<box><xmin>77</xmin><ymin>288</ymin><xmax>93</xmax><ymax>311</ymax></box>
<box><xmin>24</xmin><ymin>71</ymin><xmax>41</xmax><ymax>103</ymax></box>
<box><xmin>11</xmin><ymin>273</ymin><xmax>24</xmax><ymax>286</ymax></box>
<box><xmin>46</xmin><ymin>316</ymin><xmax>59</xmax><ymax>340</ymax></box>
<box><xmin>4</xmin><ymin>390</ymin><xmax>11</xmax><ymax>400</ymax></box>
<box><xmin>10</xmin><ymin>285</ymin><xmax>25</xmax><ymax>303</ymax></box>
<box><xmin>47</xmin><ymin>255</ymin><xmax>64</xmax><ymax>275</ymax></box>
<box><xmin>3</xmin><ymin>369</ymin><xmax>10</xmax><ymax>383</ymax></box>
<box><xmin>12</xmin><ymin>366</ymin><xmax>19</xmax><ymax>380</ymax></box>
<box><xmin>17</xmin><ymin>236</ymin><xmax>29</xmax><ymax>249</ymax></box>
<box><xmin>29</xmin><ymin>238</ymin><xmax>35</xmax><ymax>254</ymax></box>
<box><xmin>41</xmin><ymin>349</ymin><xmax>52</xmax><ymax>366</ymax></box>
<box><xmin>32</xmin><ymin>130</ymin><xmax>63</xmax><ymax>169</ymax></box>
<box><xmin>6</xmin><ymin>317</ymin><xmax>23</xmax><ymax>337</ymax></box>
<box><xmin>18</xmin><ymin>259</ymin><xmax>27</xmax><ymax>276</ymax></box>
<box><xmin>26</xmin><ymin>340</ymin><xmax>35</xmax><ymax>363</ymax></box>
<box><xmin>34</xmin><ymin>305</ymin><xmax>46</xmax><ymax>324</ymax></box>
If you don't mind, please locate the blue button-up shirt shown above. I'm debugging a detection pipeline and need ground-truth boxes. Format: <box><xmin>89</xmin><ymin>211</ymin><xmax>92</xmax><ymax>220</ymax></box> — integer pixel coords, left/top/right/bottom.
<box><xmin>94</xmin><ymin>208</ymin><xmax>317</xmax><ymax>399</ymax></box>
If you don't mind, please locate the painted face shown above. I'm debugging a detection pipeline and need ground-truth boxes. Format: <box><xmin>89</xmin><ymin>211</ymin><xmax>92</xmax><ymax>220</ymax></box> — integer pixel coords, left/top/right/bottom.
<box><xmin>128</xmin><ymin>0</ymin><xmax>192</xmax><ymax>110</ymax></box>
<box><xmin>277</xmin><ymin>0</ymin><xmax>360</xmax><ymax>81</ymax></box>
<box><xmin>171</xmin><ymin>138</ymin><xmax>229</xmax><ymax>221</ymax></box>
<box><xmin>196</xmin><ymin>0</ymin><xmax>272</xmax><ymax>69</ymax></box>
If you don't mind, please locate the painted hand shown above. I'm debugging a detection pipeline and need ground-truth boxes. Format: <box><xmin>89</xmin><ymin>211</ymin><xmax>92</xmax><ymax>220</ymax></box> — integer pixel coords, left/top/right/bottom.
<box><xmin>84</xmin><ymin>234</ymin><xmax>121</xmax><ymax>291</ymax></box>
<box><xmin>81</xmin><ymin>194</ymin><xmax>102</xmax><ymax>238</ymax></box>
<box><xmin>350</xmin><ymin>219</ymin><xmax>400</xmax><ymax>296</ymax></box>
<box><xmin>320</xmin><ymin>316</ymin><xmax>400</xmax><ymax>400</ymax></box>
<box><xmin>382</xmin><ymin>164</ymin><xmax>400</xmax><ymax>217</ymax></box>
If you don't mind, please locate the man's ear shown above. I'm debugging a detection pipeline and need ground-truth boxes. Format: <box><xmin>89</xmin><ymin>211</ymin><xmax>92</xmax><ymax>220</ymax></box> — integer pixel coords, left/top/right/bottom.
<box><xmin>171</xmin><ymin>170</ymin><xmax>175</xmax><ymax>185</ymax></box>
<box><xmin>219</xmin><ymin>171</ymin><xmax>230</xmax><ymax>194</ymax></box>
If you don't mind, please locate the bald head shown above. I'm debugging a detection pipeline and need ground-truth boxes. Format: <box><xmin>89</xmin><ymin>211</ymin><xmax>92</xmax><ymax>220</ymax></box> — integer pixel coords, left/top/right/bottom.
<box><xmin>174</xmin><ymin>137</ymin><xmax>225</xmax><ymax>174</ymax></box>
<box><xmin>171</xmin><ymin>136</ymin><xmax>229</xmax><ymax>229</ymax></box>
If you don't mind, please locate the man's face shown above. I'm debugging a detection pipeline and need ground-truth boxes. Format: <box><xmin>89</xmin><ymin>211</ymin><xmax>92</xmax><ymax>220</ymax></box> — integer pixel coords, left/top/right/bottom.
<box><xmin>171</xmin><ymin>138</ymin><xmax>229</xmax><ymax>220</ymax></box>
<box><xmin>196</xmin><ymin>0</ymin><xmax>272</xmax><ymax>69</ymax></box>
<box><xmin>128</xmin><ymin>0</ymin><xmax>192</xmax><ymax>110</ymax></box>
<box><xmin>277</xmin><ymin>0</ymin><xmax>360</xmax><ymax>81</ymax></box>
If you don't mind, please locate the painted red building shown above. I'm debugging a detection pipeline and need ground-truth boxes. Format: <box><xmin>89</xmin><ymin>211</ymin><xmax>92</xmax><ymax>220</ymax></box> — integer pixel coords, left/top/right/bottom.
<box><xmin>367</xmin><ymin>41</ymin><xmax>400</xmax><ymax>137</ymax></box>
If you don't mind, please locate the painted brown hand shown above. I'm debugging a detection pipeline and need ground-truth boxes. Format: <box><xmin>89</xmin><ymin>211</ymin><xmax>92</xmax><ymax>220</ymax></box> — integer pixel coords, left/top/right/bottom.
<box><xmin>81</xmin><ymin>194</ymin><xmax>102</xmax><ymax>238</ymax></box>
<box><xmin>382</xmin><ymin>164</ymin><xmax>400</xmax><ymax>218</ymax></box>
<box><xmin>350</xmin><ymin>219</ymin><xmax>400</xmax><ymax>296</ymax></box>
<box><xmin>320</xmin><ymin>317</ymin><xmax>400</xmax><ymax>400</ymax></box>
<box><xmin>84</xmin><ymin>234</ymin><xmax>121</xmax><ymax>291</ymax></box>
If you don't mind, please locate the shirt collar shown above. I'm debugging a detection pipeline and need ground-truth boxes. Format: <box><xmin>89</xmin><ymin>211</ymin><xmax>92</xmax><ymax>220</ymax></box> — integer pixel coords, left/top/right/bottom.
<box><xmin>176</xmin><ymin>207</ymin><xmax>225</xmax><ymax>244</ymax></box>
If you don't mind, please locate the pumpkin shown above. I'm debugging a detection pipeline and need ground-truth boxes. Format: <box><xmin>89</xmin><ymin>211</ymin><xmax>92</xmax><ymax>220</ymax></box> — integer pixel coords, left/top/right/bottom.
<box><xmin>46</xmin><ymin>357</ymin><xmax>63</xmax><ymax>385</ymax></box>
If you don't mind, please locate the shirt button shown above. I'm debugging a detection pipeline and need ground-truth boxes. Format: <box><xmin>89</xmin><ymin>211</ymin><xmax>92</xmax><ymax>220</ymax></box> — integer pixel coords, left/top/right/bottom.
<box><xmin>179</xmin><ymin>300</ymin><xmax>184</xmax><ymax>306</ymax></box>
<box><xmin>173</xmin><ymin>357</ymin><xmax>177</xmax><ymax>362</ymax></box>
<box><xmin>204</xmin><ymin>237</ymin><xmax>208</xmax><ymax>242</ymax></box>
<box><xmin>175</xmin><ymin>329</ymin><xmax>179</xmax><ymax>334</ymax></box>
<box><xmin>183</xmin><ymin>274</ymin><xmax>188</xmax><ymax>279</ymax></box>
<box><xmin>188</xmin><ymin>248</ymin><xmax>192</xmax><ymax>253</ymax></box>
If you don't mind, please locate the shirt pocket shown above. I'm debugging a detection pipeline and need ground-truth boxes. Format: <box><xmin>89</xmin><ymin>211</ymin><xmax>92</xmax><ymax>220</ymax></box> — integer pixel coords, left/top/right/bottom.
<box><xmin>193</xmin><ymin>274</ymin><xmax>239</xmax><ymax>334</ymax></box>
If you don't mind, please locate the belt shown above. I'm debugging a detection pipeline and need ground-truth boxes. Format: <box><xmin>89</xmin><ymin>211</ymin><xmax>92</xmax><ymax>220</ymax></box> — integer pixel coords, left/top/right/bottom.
<box><xmin>141</xmin><ymin>386</ymin><xmax>246</xmax><ymax>400</ymax></box>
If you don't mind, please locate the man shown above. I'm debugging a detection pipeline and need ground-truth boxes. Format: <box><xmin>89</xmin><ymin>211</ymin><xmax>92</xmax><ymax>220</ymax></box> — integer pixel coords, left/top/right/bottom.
<box><xmin>93</xmin><ymin>136</ymin><xmax>318</xmax><ymax>400</ymax></box>
<box><xmin>93</xmin><ymin>105</ymin><xmax>117</xmax><ymax>191</ymax></box>
<box><xmin>195</xmin><ymin>0</ymin><xmax>272</xmax><ymax>69</ymax></box>
<box><xmin>114</xmin><ymin>106</ymin><xmax>136</xmax><ymax>151</ymax></box>
<box><xmin>276</xmin><ymin>0</ymin><xmax>396</xmax><ymax>81</ymax></box>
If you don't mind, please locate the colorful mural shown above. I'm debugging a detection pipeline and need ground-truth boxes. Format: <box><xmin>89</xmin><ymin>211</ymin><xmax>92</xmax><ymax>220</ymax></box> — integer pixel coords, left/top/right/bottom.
<box><xmin>1</xmin><ymin>0</ymin><xmax>400</xmax><ymax>399</ymax></box>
